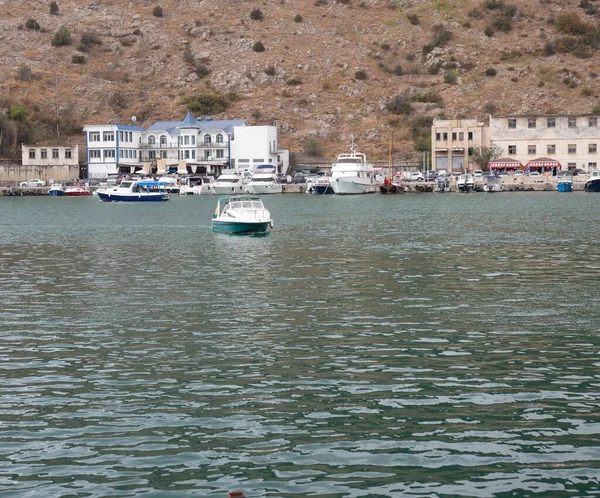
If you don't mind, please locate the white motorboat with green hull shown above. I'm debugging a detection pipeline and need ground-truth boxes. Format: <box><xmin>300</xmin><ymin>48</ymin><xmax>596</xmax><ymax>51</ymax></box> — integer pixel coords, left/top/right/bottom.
<box><xmin>212</xmin><ymin>195</ymin><xmax>273</xmax><ymax>234</ymax></box>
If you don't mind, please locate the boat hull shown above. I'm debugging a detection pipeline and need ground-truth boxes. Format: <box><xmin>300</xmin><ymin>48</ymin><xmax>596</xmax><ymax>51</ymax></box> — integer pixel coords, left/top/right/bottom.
<box><xmin>245</xmin><ymin>183</ymin><xmax>283</xmax><ymax>195</ymax></box>
<box><xmin>313</xmin><ymin>184</ymin><xmax>334</xmax><ymax>195</ymax></box>
<box><xmin>331</xmin><ymin>179</ymin><xmax>377</xmax><ymax>195</ymax></box>
<box><xmin>557</xmin><ymin>182</ymin><xmax>573</xmax><ymax>192</ymax></box>
<box><xmin>584</xmin><ymin>178</ymin><xmax>600</xmax><ymax>192</ymax></box>
<box><xmin>212</xmin><ymin>221</ymin><xmax>271</xmax><ymax>234</ymax></box>
<box><xmin>379</xmin><ymin>183</ymin><xmax>405</xmax><ymax>194</ymax></box>
<box><xmin>48</xmin><ymin>189</ymin><xmax>65</xmax><ymax>197</ymax></box>
<box><xmin>97</xmin><ymin>192</ymin><xmax>169</xmax><ymax>202</ymax></box>
<box><xmin>65</xmin><ymin>191</ymin><xmax>92</xmax><ymax>196</ymax></box>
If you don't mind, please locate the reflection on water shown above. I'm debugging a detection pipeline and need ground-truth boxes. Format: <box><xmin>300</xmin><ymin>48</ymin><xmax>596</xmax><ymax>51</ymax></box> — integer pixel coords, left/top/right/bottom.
<box><xmin>1</xmin><ymin>193</ymin><xmax>599</xmax><ymax>496</ymax></box>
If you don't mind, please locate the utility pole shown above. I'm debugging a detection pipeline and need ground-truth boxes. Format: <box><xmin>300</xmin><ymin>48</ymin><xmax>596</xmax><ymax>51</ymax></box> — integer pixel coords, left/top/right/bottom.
<box><xmin>55</xmin><ymin>68</ymin><xmax>60</xmax><ymax>138</ymax></box>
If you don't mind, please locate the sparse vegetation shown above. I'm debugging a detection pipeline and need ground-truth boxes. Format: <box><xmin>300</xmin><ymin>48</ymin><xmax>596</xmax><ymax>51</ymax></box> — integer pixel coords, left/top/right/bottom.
<box><xmin>153</xmin><ymin>6</ymin><xmax>163</xmax><ymax>17</ymax></box>
<box><xmin>485</xmin><ymin>67</ymin><xmax>498</xmax><ymax>76</ymax></box>
<box><xmin>413</xmin><ymin>91</ymin><xmax>444</xmax><ymax>105</ymax></box>
<box><xmin>294</xmin><ymin>14</ymin><xmax>303</xmax><ymax>22</ymax></box>
<box><xmin>49</xmin><ymin>1</ymin><xmax>59</xmax><ymax>15</ymax></box>
<box><xmin>78</xmin><ymin>32</ymin><xmax>102</xmax><ymax>52</ymax></box>
<box><xmin>25</xmin><ymin>18</ymin><xmax>40</xmax><ymax>30</ymax></box>
<box><xmin>252</xmin><ymin>40</ymin><xmax>265</xmax><ymax>52</ymax></box>
<box><xmin>71</xmin><ymin>55</ymin><xmax>86</xmax><ymax>64</ymax></box>
<box><xmin>51</xmin><ymin>26</ymin><xmax>72</xmax><ymax>47</ymax></box>
<box><xmin>355</xmin><ymin>69</ymin><xmax>368</xmax><ymax>80</ymax></box>
<box><xmin>444</xmin><ymin>71</ymin><xmax>457</xmax><ymax>84</ymax></box>
<box><xmin>407</xmin><ymin>13</ymin><xmax>420</xmax><ymax>25</ymax></box>
<box><xmin>196</xmin><ymin>63</ymin><xmax>210</xmax><ymax>79</ymax></box>
<box><xmin>392</xmin><ymin>64</ymin><xmax>403</xmax><ymax>76</ymax></box>
<box><xmin>250</xmin><ymin>8</ymin><xmax>264</xmax><ymax>20</ymax></box>
<box><xmin>303</xmin><ymin>138</ymin><xmax>325</xmax><ymax>156</ymax></box>
<box><xmin>264</xmin><ymin>65</ymin><xmax>276</xmax><ymax>76</ymax></box>
<box><xmin>386</xmin><ymin>95</ymin><xmax>413</xmax><ymax>115</ymax></box>
<box><xmin>17</xmin><ymin>64</ymin><xmax>33</xmax><ymax>81</ymax></box>
<box><xmin>286</xmin><ymin>77</ymin><xmax>302</xmax><ymax>85</ymax></box>
<box><xmin>182</xmin><ymin>93</ymin><xmax>232</xmax><ymax>114</ymax></box>
<box><xmin>410</xmin><ymin>116</ymin><xmax>433</xmax><ymax>152</ymax></box>
<box><xmin>8</xmin><ymin>104</ymin><xmax>29</xmax><ymax>121</ymax></box>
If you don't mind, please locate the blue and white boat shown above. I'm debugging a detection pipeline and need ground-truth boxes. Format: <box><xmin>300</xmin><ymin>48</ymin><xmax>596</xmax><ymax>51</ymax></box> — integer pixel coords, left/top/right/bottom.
<box><xmin>97</xmin><ymin>180</ymin><xmax>169</xmax><ymax>202</ymax></box>
<box><xmin>482</xmin><ymin>174</ymin><xmax>504</xmax><ymax>192</ymax></box>
<box><xmin>557</xmin><ymin>178</ymin><xmax>573</xmax><ymax>192</ymax></box>
<box><xmin>212</xmin><ymin>195</ymin><xmax>273</xmax><ymax>234</ymax></box>
<box><xmin>48</xmin><ymin>184</ymin><xmax>65</xmax><ymax>196</ymax></box>
<box><xmin>584</xmin><ymin>170</ymin><xmax>600</xmax><ymax>192</ymax></box>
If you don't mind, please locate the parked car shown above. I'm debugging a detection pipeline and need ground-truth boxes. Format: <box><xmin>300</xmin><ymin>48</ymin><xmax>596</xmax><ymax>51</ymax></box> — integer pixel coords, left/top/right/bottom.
<box><xmin>293</xmin><ymin>173</ymin><xmax>306</xmax><ymax>184</ymax></box>
<box><xmin>19</xmin><ymin>179</ymin><xmax>46</xmax><ymax>187</ymax></box>
<box><xmin>473</xmin><ymin>170</ymin><xmax>483</xmax><ymax>178</ymax></box>
<box><xmin>514</xmin><ymin>170</ymin><xmax>525</xmax><ymax>177</ymax></box>
<box><xmin>424</xmin><ymin>170</ymin><xmax>438</xmax><ymax>181</ymax></box>
<box><xmin>557</xmin><ymin>170</ymin><xmax>573</xmax><ymax>177</ymax></box>
<box><xmin>409</xmin><ymin>171</ymin><xmax>424</xmax><ymax>182</ymax></box>
<box><xmin>529</xmin><ymin>171</ymin><xmax>540</xmax><ymax>177</ymax></box>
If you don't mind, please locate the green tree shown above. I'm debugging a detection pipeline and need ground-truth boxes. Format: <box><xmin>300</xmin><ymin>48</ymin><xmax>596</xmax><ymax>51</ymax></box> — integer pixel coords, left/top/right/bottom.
<box><xmin>49</xmin><ymin>1</ymin><xmax>59</xmax><ymax>15</ymax></box>
<box><xmin>470</xmin><ymin>144</ymin><xmax>502</xmax><ymax>170</ymax></box>
<box><xmin>8</xmin><ymin>104</ymin><xmax>29</xmax><ymax>121</ymax></box>
<box><xmin>51</xmin><ymin>26</ymin><xmax>72</xmax><ymax>47</ymax></box>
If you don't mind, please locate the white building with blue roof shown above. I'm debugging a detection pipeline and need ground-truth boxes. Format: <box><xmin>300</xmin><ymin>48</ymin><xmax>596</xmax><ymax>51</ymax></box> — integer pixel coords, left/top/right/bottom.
<box><xmin>83</xmin><ymin>113</ymin><xmax>289</xmax><ymax>178</ymax></box>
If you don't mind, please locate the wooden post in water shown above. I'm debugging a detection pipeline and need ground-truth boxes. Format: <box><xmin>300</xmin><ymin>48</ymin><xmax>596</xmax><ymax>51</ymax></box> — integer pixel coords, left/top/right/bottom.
<box><xmin>228</xmin><ymin>492</ymin><xmax>246</xmax><ymax>498</ymax></box>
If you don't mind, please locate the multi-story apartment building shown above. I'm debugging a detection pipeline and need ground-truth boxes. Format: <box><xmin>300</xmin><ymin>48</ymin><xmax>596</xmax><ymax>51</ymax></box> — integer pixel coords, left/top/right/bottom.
<box><xmin>489</xmin><ymin>114</ymin><xmax>599</xmax><ymax>173</ymax></box>
<box><xmin>432</xmin><ymin>114</ymin><xmax>600</xmax><ymax>173</ymax></box>
<box><xmin>431</xmin><ymin>119</ymin><xmax>486</xmax><ymax>172</ymax></box>
<box><xmin>83</xmin><ymin>114</ymin><xmax>289</xmax><ymax>179</ymax></box>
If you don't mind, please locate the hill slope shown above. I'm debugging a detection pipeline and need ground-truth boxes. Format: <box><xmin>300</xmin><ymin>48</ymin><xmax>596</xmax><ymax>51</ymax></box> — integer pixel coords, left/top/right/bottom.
<box><xmin>1</xmin><ymin>0</ymin><xmax>599</xmax><ymax>162</ymax></box>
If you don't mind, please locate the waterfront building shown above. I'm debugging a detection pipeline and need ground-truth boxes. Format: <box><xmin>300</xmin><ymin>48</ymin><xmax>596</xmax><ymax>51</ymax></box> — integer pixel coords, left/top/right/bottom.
<box><xmin>229</xmin><ymin>125</ymin><xmax>289</xmax><ymax>174</ymax></box>
<box><xmin>7</xmin><ymin>143</ymin><xmax>80</xmax><ymax>182</ymax></box>
<box><xmin>432</xmin><ymin>114</ymin><xmax>600</xmax><ymax>174</ymax></box>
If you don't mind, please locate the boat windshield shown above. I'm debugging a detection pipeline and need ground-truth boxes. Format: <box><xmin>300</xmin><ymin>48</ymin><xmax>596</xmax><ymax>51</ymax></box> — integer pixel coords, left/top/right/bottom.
<box><xmin>337</xmin><ymin>158</ymin><xmax>361</xmax><ymax>164</ymax></box>
<box><xmin>217</xmin><ymin>178</ymin><xmax>239</xmax><ymax>183</ymax></box>
<box><xmin>120</xmin><ymin>181</ymin><xmax>133</xmax><ymax>188</ymax></box>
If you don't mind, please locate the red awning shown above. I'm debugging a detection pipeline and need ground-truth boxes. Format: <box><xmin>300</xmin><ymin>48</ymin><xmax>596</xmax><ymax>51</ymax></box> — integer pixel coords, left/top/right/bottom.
<box><xmin>526</xmin><ymin>160</ymin><xmax>561</xmax><ymax>168</ymax></box>
<box><xmin>489</xmin><ymin>162</ymin><xmax>522</xmax><ymax>169</ymax></box>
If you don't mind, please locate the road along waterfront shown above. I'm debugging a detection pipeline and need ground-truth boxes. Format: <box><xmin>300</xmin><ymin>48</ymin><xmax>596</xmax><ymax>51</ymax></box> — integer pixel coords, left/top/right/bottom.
<box><xmin>1</xmin><ymin>193</ymin><xmax>599</xmax><ymax>496</ymax></box>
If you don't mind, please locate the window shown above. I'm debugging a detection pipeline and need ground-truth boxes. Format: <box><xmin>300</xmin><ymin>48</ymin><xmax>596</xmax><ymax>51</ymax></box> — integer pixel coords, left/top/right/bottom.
<box><xmin>547</xmin><ymin>144</ymin><xmax>556</xmax><ymax>154</ymax></box>
<box><xmin>216</xmin><ymin>150</ymin><xmax>224</xmax><ymax>158</ymax></box>
<box><xmin>528</xmin><ymin>118</ymin><xmax>536</xmax><ymax>128</ymax></box>
<box><xmin>436</xmin><ymin>133</ymin><xmax>441</xmax><ymax>141</ymax></box>
<box><xmin>254</xmin><ymin>159</ymin><xmax>264</xmax><ymax>163</ymax></box>
<box><xmin>149</xmin><ymin>151</ymin><xmax>156</xmax><ymax>159</ymax></box>
<box><xmin>452</xmin><ymin>132</ymin><xmax>457</xmax><ymax>141</ymax></box>
<box><xmin>528</xmin><ymin>145</ymin><xmax>536</xmax><ymax>155</ymax></box>
<box><xmin>160</xmin><ymin>135</ymin><xmax>167</xmax><ymax>146</ymax></box>
<box><xmin>41</xmin><ymin>149</ymin><xmax>47</xmax><ymax>159</ymax></box>
<box><xmin>508</xmin><ymin>145</ymin><xmax>516</xmax><ymax>155</ymax></box>
<box><xmin>568</xmin><ymin>117</ymin><xmax>577</xmax><ymax>128</ymax></box>
<box><xmin>508</xmin><ymin>118</ymin><xmax>517</xmax><ymax>129</ymax></box>
<box><xmin>568</xmin><ymin>144</ymin><xmax>576</xmax><ymax>154</ymax></box>
<box><xmin>216</xmin><ymin>134</ymin><xmax>223</xmax><ymax>143</ymax></box>
<box><xmin>204</xmin><ymin>135</ymin><xmax>212</xmax><ymax>144</ymax></box>
<box><xmin>148</xmin><ymin>136</ymin><xmax>156</xmax><ymax>145</ymax></box>
<box><xmin>458</xmin><ymin>132</ymin><xmax>464</xmax><ymax>141</ymax></box>
<box><xmin>89</xmin><ymin>150</ymin><xmax>101</xmax><ymax>158</ymax></box>
<box><xmin>468</xmin><ymin>132</ymin><xmax>473</xmax><ymax>140</ymax></box>
<box><xmin>589</xmin><ymin>162</ymin><xmax>597</xmax><ymax>169</ymax></box>
<box><xmin>191</xmin><ymin>136</ymin><xmax>195</xmax><ymax>145</ymax></box>
<box><xmin>104</xmin><ymin>150</ymin><xmax>115</xmax><ymax>159</ymax></box>
<box><xmin>29</xmin><ymin>149</ymin><xmax>36</xmax><ymax>159</ymax></box>
<box><xmin>568</xmin><ymin>162</ymin><xmax>576</xmax><ymax>170</ymax></box>
<box><xmin>160</xmin><ymin>150</ymin><xmax>167</xmax><ymax>159</ymax></box>
<box><xmin>547</xmin><ymin>117</ymin><xmax>555</xmax><ymax>128</ymax></box>
<box><xmin>119</xmin><ymin>131</ymin><xmax>124</xmax><ymax>141</ymax></box>
<box><xmin>590</xmin><ymin>144</ymin><xmax>597</xmax><ymax>154</ymax></box>
<box><xmin>589</xmin><ymin>117</ymin><xmax>597</xmax><ymax>127</ymax></box>
<box><xmin>442</xmin><ymin>132</ymin><xmax>448</xmax><ymax>140</ymax></box>
<box><xmin>191</xmin><ymin>150</ymin><xmax>195</xmax><ymax>159</ymax></box>
<box><xmin>184</xmin><ymin>150</ymin><xmax>190</xmax><ymax>159</ymax></box>
<box><xmin>89</xmin><ymin>132</ymin><xmax>100</xmax><ymax>142</ymax></box>
<box><xmin>65</xmin><ymin>149</ymin><xmax>71</xmax><ymax>159</ymax></box>
<box><xmin>52</xmin><ymin>149</ymin><xmax>59</xmax><ymax>159</ymax></box>
<box><xmin>184</xmin><ymin>135</ymin><xmax>190</xmax><ymax>146</ymax></box>
<box><xmin>103</xmin><ymin>132</ymin><xmax>114</xmax><ymax>141</ymax></box>
<box><xmin>119</xmin><ymin>150</ymin><xmax>123</xmax><ymax>158</ymax></box>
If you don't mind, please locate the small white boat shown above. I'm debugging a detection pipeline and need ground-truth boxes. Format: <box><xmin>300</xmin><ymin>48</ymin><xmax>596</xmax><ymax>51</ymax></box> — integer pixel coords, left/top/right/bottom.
<box><xmin>65</xmin><ymin>186</ymin><xmax>92</xmax><ymax>196</ymax></box>
<box><xmin>434</xmin><ymin>176</ymin><xmax>451</xmax><ymax>193</ymax></box>
<box><xmin>330</xmin><ymin>136</ymin><xmax>377</xmax><ymax>195</ymax></box>
<box><xmin>157</xmin><ymin>175</ymin><xmax>181</xmax><ymax>194</ymax></box>
<box><xmin>457</xmin><ymin>173</ymin><xmax>475</xmax><ymax>193</ymax></box>
<box><xmin>212</xmin><ymin>195</ymin><xmax>273</xmax><ymax>234</ymax></box>
<box><xmin>211</xmin><ymin>170</ymin><xmax>250</xmax><ymax>195</ymax></box>
<box><xmin>48</xmin><ymin>185</ymin><xmax>65</xmax><ymax>196</ymax></box>
<box><xmin>584</xmin><ymin>169</ymin><xmax>600</xmax><ymax>192</ymax></box>
<box><xmin>97</xmin><ymin>180</ymin><xmax>169</xmax><ymax>202</ymax></box>
<box><xmin>482</xmin><ymin>175</ymin><xmax>504</xmax><ymax>192</ymax></box>
<box><xmin>180</xmin><ymin>175</ymin><xmax>213</xmax><ymax>195</ymax></box>
<box><xmin>245</xmin><ymin>165</ymin><xmax>283</xmax><ymax>195</ymax></box>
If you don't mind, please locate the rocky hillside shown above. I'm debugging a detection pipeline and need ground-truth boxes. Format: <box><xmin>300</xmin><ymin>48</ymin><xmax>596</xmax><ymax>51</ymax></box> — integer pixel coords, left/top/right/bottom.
<box><xmin>1</xmin><ymin>0</ymin><xmax>599</xmax><ymax>163</ymax></box>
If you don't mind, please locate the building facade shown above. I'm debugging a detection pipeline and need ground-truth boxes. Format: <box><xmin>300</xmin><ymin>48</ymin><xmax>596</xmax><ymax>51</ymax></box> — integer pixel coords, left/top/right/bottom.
<box><xmin>7</xmin><ymin>144</ymin><xmax>80</xmax><ymax>182</ymax></box>
<box><xmin>229</xmin><ymin>125</ymin><xmax>289</xmax><ymax>174</ymax></box>
<box><xmin>432</xmin><ymin>114</ymin><xmax>600</xmax><ymax>173</ymax></box>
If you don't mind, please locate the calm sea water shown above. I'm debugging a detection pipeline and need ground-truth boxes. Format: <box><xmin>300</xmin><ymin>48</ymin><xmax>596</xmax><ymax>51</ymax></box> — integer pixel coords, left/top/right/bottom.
<box><xmin>1</xmin><ymin>192</ymin><xmax>599</xmax><ymax>497</ymax></box>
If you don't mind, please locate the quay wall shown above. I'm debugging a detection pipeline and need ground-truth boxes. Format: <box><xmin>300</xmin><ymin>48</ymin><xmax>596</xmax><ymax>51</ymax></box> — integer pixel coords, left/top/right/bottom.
<box><xmin>0</xmin><ymin>164</ymin><xmax>79</xmax><ymax>185</ymax></box>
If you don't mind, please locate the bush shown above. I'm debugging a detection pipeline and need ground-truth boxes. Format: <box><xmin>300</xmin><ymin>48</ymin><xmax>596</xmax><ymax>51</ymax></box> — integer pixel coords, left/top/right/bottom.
<box><xmin>407</xmin><ymin>13</ymin><xmax>420</xmax><ymax>25</ymax></box>
<box><xmin>413</xmin><ymin>91</ymin><xmax>444</xmax><ymax>104</ymax></box>
<box><xmin>195</xmin><ymin>63</ymin><xmax>210</xmax><ymax>79</ymax></box>
<box><xmin>286</xmin><ymin>77</ymin><xmax>302</xmax><ymax>85</ymax></box>
<box><xmin>153</xmin><ymin>6</ymin><xmax>163</xmax><ymax>17</ymax></box>
<box><xmin>555</xmin><ymin>12</ymin><xmax>585</xmax><ymax>35</ymax></box>
<box><xmin>250</xmin><ymin>8</ymin><xmax>264</xmax><ymax>20</ymax></box>
<box><xmin>8</xmin><ymin>104</ymin><xmax>29</xmax><ymax>121</ymax></box>
<box><xmin>386</xmin><ymin>96</ymin><xmax>413</xmax><ymax>115</ymax></box>
<box><xmin>49</xmin><ymin>1</ymin><xmax>59</xmax><ymax>15</ymax></box>
<box><xmin>264</xmin><ymin>65</ymin><xmax>276</xmax><ymax>76</ymax></box>
<box><xmin>71</xmin><ymin>54</ymin><xmax>86</xmax><ymax>64</ymax></box>
<box><xmin>25</xmin><ymin>18</ymin><xmax>40</xmax><ymax>30</ymax></box>
<box><xmin>542</xmin><ymin>40</ymin><xmax>556</xmax><ymax>55</ymax></box>
<box><xmin>252</xmin><ymin>40</ymin><xmax>265</xmax><ymax>52</ymax></box>
<box><xmin>81</xmin><ymin>32</ymin><xmax>102</xmax><ymax>47</ymax></box>
<box><xmin>392</xmin><ymin>64</ymin><xmax>403</xmax><ymax>76</ymax></box>
<box><xmin>484</xmin><ymin>26</ymin><xmax>495</xmax><ymax>37</ymax></box>
<box><xmin>303</xmin><ymin>138</ymin><xmax>324</xmax><ymax>156</ymax></box>
<box><xmin>294</xmin><ymin>14</ymin><xmax>303</xmax><ymax>22</ymax></box>
<box><xmin>485</xmin><ymin>67</ymin><xmax>497</xmax><ymax>76</ymax></box>
<box><xmin>444</xmin><ymin>71</ymin><xmax>457</xmax><ymax>84</ymax></box>
<box><xmin>431</xmin><ymin>24</ymin><xmax>452</xmax><ymax>48</ymax></box>
<box><xmin>182</xmin><ymin>93</ymin><xmax>231</xmax><ymax>114</ymax></box>
<box><xmin>355</xmin><ymin>69</ymin><xmax>368</xmax><ymax>80</ymax></box>
<box><xmin>484</xmin><ymin>0</ymin><xmax>505</xmax><ymax>9</ymax></box>
<box><xmin>492</xmin><ymin>13</ymin><xmax>513</xmax><ymax>32</ymax></box>
<box><xmin>51</xmin><ymin>26</ymin><xmax>72</xmax><ymax>47</ymax></box>
<box><xmin>17</xmin><ymin>64</ymin><xmax>33</xmax><ymax>81</ymax></box>
<box><xmin>592</xmin><ymin>105</ymin><xmax>600</xmax><ymax>115</ymax></box>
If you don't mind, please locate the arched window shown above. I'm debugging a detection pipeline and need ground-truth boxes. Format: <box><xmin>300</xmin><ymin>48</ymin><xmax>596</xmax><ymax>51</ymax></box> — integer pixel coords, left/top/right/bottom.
<box><xmin>160</xmin><ymin>135</ymin><xmax>167</xmax><ymax>146</ymax></box>
<box><xmin>216</xmin><ymin>134</ymin><xmax>223</xmax><ymax>144</ymax></box>
<box><xmin>148</xmin><ymin>136</ymin><xmax>156</xmax><ymax>145</ymax></box>
<box><xmin>204</xmin><ymin>135</ymin><xmax>212</xmax><ymax>145</ymax></box>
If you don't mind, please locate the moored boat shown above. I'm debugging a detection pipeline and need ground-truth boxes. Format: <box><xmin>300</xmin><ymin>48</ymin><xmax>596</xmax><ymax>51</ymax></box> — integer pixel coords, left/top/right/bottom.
<box><xmin>330</xmin><ymin>136</ymin><xmax>377</xmax><ymax>195</ymax></box>
<box><xmin>212</xmin><ymin>195</ymin><xmax>273</xmax><ymax>234</ymax></box>
<box><xmin>65</xmin><ymin>186</ymin><xmax>92</xmax><ymax>196</ymax></box>
<box><xmin>97</xmin><ymin>180</ymin><xmax>169</xmax><ymax>202</ymax></box>
<box><xmin>584</xmin><ymin>169</ymin><xmax>600</xmax><ymax>192</ymax></box>
<box><xmin>434</xmin><ymin>176</ymin><xmax>451</xmax><ymax>193</ymax></box>
<box><xmin>211</xmin><ymin>170</ymin><xmax>250</xmax><ymax>195</ymax></box>
<box><xmin>457</xmin><ymin>173</ymin><xmax>475</xmax><ymax>193</ymax></box>
<box><xmin>180</xmin><ymin>175</ymin><xmax>213</xmax><ymax>195</ymax></box>
<box><xmin>48</xmin><ymin>185</ymin><xmax>65</xmax><ymax>196</ymax></box>
<box><xmin>245</xmin><ymin>165</ymin><xmax>283</xmax><ymax>195</ymax></box>
<box><xmin>482</xmin><ymin>175</ymin><xmax>504</xmax><ymax>192</ymax></box>
<box><xmin>557</xmin><ymin>177</ymin><xmax>573</xmax><ymax>192</ymax></box>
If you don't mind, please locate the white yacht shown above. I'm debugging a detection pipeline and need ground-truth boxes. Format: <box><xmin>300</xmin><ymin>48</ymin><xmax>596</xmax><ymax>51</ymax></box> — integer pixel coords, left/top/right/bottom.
<box><xmin>584</xmin><ymin>169</ymin><xmax>600</xmax><ymax>192</ymax></box>
<box><xmin>211</xmin><ymin>170</ymin><xmax>250</xmax><ymax>195</ymax></box>
<box><xmin>456</xmin><ymin>173</ymin><xmax>475</xmax><ymax>193</ymax></box>
<box><xmin>180</xmin><ymin>175</ymin><xmax>213</xmax><ymax>195</ymax></box>
<box><xmin>330</xmin><ymin>137</ymin><xmax>377</xmax><ymax>195</ymax></box>
<box><xmin>245</xmin><ymin>165</ymin><xmax>283</xmax><ymax>195</ymax></box>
